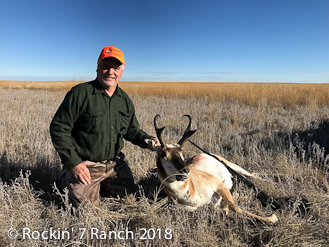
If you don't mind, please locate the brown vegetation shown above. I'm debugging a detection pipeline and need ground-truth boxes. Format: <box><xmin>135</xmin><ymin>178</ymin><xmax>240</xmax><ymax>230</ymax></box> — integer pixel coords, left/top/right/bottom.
<box><xmin>1</xmin><ymin>80</ymin><xmax>329</xmax><ymax>108</ymax></box>
<box><xmin>0</xmin><ymin>81</ymin><xmax>329</xmax><ymax>246</ymax></box>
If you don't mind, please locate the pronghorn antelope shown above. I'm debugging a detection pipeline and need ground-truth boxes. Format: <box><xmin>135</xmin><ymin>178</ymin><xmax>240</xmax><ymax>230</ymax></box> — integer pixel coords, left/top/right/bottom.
<box><xmin>150</xmin><ymin>114</ymin><xmax>278</xmax><ymax>224</ymax></box>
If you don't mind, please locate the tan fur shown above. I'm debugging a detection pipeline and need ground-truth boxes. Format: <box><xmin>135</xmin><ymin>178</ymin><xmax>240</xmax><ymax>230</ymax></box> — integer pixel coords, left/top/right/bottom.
<box><xmin>152</xmin><ymin>115</ymin><xmax>278</xmax><ymax>224</ymax></box>
<box><xmin>157</xmin><ymin>152</ymin><xmax>278</xmax><ymax>224</ymax></box>
<box><xmin>213</xmin><ymin>175</ymin><xmax>278</xmax><ymax>223</ymax></box>
<box><xmin>186</xmin><ymin>176</ymin><xmax>196</xmax><ymax>197</ymax></box>
<box><xmin>163</xmin><ymin>187</ymin><xmax>178</xmax><ymax>197</ymax></box>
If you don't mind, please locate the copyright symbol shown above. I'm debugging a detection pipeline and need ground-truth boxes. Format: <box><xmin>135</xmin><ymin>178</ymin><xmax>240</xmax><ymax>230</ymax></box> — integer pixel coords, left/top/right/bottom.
<box><xmin>8</xmin><ymin>228</ymin><xmax>18</xmax><ymax>239</ymax></box>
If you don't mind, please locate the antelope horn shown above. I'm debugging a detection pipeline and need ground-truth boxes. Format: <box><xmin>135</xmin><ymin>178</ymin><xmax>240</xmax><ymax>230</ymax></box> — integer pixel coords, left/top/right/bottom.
<box><xmin>154</xmin><ymin>114</ymin><xmax>166</xmax><ymax>148</ymax></box>
<box><xmin>177</xmin><ymin>115</ymin><xmax>197</xmax><ymax>147</ymax></box>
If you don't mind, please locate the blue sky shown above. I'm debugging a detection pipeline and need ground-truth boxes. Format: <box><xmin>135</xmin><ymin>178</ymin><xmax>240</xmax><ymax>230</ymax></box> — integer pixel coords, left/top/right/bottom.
<box><xmin>0</xmin><ymin>0</ymin><xmax>328</xmax><ymax>83</ymax></box>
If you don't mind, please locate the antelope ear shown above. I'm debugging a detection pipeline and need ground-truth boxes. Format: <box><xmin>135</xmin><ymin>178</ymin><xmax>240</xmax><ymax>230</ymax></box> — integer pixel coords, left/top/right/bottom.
<box><xmin>145</xmin><ymin>138</ymin><xmax>154</xmax><ymax>145</ymax></box>
<box><xmin>145</xmin><ymin>139</ymin><xmax>161</xmax><ymax>151</ymax></box>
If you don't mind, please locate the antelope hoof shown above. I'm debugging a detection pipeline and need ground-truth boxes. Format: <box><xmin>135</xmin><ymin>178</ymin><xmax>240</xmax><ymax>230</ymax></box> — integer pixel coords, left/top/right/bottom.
<box><xmin>267</xmin><ymin>214</ymin><xmax>278</xmax><ymax>224</ymax></box>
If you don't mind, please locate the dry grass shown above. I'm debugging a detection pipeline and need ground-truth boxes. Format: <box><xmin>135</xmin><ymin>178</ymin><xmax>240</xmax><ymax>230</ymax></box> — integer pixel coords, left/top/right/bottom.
<box><xmin>2</xmin><ymin>80</ymin><xmax>329</xmax><ymax>108</ymax></box>
<box><xmin>0</xmin><ymin>81</ymin><xmax>329</xmax><ymax>246</ymax></box>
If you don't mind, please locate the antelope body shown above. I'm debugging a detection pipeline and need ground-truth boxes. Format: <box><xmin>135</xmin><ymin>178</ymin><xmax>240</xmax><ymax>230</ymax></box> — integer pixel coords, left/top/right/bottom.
<box><xmin>152</xmin><ymin>115</ymin><xmax>278</xmax><ymax>224</ymax></box>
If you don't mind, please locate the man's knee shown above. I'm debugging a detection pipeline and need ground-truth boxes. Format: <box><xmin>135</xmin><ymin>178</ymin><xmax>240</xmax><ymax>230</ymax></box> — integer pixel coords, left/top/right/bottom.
<box><xmin>56</xmin><ymin>161</ymin><xmax>107</xmax><ymax>207</ymax></box>
<box><xmin>100</xmin><ymin>159</ymin><xmax>136</xmax><ymax>198</ymax></box>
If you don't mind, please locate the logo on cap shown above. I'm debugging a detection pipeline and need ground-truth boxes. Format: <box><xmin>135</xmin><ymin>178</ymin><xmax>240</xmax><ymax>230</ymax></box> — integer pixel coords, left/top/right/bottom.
<box><xmin>105</xmin><ymin>48</ymin><xmax>112</xmax><ymax>55</ymax></box>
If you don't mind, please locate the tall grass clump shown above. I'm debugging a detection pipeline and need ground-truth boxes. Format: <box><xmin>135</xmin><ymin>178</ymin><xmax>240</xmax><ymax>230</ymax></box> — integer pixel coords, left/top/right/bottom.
<box><xmin>0</xmin><ymin>83</ymin><xmax>329</xmax><ymax>246</ymax></box>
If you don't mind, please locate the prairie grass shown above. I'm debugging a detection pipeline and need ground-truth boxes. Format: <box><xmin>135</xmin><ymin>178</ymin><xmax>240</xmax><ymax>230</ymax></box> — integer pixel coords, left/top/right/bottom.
<box><xmin>0</xmin><ymin>81</ymin><xmax>329</xmax><ymax>246</ymax></box>
<box><xmin>2</xmin><ymin>80</ymin><xmax>329</xmax><ymax>108</ymax></box>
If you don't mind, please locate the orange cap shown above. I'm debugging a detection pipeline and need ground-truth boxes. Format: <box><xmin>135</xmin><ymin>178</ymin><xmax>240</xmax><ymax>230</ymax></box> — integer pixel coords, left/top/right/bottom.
<box><xmin>98</xmin><ymin>46</ymin><xmax>125</xmax><ymax>65</ymax></box>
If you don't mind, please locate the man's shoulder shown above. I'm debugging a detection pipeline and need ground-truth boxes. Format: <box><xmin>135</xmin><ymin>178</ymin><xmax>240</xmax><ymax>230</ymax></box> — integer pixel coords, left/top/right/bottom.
<box><xmin>71</xmin><ymin>80</ymin><xmax>97</xmax><ymax>93</ymax></box>
<box><xmin>117</xmin><ymin>86</ymin><xmax>130</xmax><ymax>99</ymax></box>
<box><xmin>67</xmin><ymin>80</ymin><xmax>104</xmax><ymax>100</ymax></box>
<box><xmin>117</xmin><ymin>86</ymin><xmax>134</xmax><ymax>105</ymax></box>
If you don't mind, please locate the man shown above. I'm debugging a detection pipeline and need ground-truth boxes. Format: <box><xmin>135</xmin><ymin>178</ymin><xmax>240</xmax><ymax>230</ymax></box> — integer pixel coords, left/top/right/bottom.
<box><xmin>50</xmin><ymin>46</ymin><xmax>159</xmax><ymax>207</ymax></box>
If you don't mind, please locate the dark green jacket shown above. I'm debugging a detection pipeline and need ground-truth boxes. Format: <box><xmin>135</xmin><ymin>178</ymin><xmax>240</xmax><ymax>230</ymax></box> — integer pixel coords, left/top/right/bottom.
<box><xmin>50</xmin><ymin>79</ymin><xmax>153</xmax><ymax>170</ymax></box>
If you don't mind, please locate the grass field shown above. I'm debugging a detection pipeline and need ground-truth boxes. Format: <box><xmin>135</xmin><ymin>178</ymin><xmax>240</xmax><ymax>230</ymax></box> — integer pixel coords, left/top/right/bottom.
<box><xmin>2</xmin><ymin>80</ymin><xmax>329</xmax><ymax>108</ymax></box>
<box><xmin>1</xmin><ymin>80</ymin><xmax>329</xmax><ymax>246</ymax></box>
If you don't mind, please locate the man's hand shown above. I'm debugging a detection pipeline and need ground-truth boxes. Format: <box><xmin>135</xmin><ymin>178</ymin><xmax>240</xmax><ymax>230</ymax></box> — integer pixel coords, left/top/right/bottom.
<box><xmin>71</xmin><ymin>163</ymin><xmax>91</xmax><ymax>185</ymax></box>
<box><xmin>148</xmin><ymin>137</ymin><xmax>161</xmax><ymax>151</ymax></box>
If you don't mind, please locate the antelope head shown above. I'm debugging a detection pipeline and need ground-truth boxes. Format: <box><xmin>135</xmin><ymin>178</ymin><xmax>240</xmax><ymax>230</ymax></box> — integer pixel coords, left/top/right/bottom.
<box><xmin>153</xmin><ymin>114</ymin><xmax>197</xmax><ymax>182</ymax></box>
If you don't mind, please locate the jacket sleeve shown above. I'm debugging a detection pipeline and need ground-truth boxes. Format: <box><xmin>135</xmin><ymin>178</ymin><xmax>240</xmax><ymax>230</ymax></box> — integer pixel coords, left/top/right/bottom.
<box><xmin>123</xmin><ymin>101</ymin><xmax>154</xmax><ymax>148</ymax></box>
<box><xmin>49</xmin><ymin>90</ymin><xmax>83</xmax><ymax>170</ymax></box>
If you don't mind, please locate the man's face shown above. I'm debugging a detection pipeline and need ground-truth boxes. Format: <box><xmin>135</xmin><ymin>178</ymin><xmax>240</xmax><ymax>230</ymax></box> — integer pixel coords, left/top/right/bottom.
<box><xmin>97</xmin><ymin>57</ymin><xmax>124</xmax><ymax>91</ymax></box>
